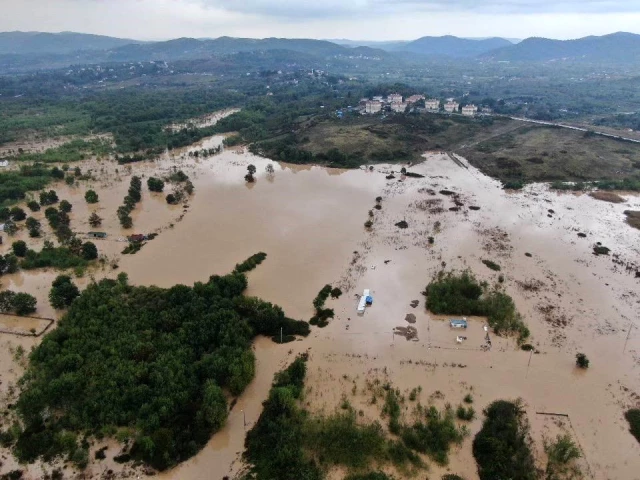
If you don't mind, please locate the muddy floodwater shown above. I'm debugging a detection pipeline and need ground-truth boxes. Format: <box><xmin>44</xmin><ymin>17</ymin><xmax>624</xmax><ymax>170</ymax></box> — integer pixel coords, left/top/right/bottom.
<box><xmin>1</xmin><ymin>136</ymin><xmax>639</xmax><ymax>479</ymax></box>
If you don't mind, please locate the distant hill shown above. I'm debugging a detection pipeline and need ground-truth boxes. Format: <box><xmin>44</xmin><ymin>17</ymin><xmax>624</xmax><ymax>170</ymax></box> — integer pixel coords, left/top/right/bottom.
<box><xmin>0</xmin><ymin>31</ymin><xmax>140</xmax><ymax>55</ymax></box>
<box><xmin>400</xmin><ymin>35</ymin><xmax>512</xmax><ymax>57</ymax></box>
<box><xmin>483</xmin><ymin>32</ymin><xmax>640</xmax><ymax>62</ymax></box>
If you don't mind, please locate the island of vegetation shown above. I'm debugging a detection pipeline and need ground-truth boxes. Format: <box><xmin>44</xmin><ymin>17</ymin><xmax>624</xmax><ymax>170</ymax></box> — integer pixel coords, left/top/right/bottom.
<box><xmin>6</xmin><ymin>254</ymin><xmax>310</xmax><ymax>471</ymax></box>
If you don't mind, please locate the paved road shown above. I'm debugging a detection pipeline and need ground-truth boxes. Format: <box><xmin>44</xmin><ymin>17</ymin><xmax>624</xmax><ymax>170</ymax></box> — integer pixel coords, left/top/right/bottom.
<box><xmin>506</xmin><ymin>116</ymin><xmax>640</xmax><ymax>144</ymax></box>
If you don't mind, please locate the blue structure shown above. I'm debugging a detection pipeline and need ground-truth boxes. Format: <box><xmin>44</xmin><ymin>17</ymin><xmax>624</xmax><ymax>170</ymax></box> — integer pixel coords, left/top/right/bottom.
<box><xmin>365</xmin><ymin>296</ymin><xmax>373</xmax><ymax>305</ymax></box>
<box><xmin>449</xmin><ymin>318</ymin><xmax>468</xmax><ymax>329</ymax></box>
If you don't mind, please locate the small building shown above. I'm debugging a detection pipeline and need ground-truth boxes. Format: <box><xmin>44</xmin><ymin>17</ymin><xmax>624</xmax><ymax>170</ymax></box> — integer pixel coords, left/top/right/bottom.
<box><xmin>365</xmin><ymin>100</ymin><xmax>382</xmax><ymax>114</ymax></box>
<box><xmin>449</xmin><ymin>318</ymin><xmax>468</xmax><ymax>329</ymax></box>
<box><xmin>0</xmin><ymin>160</ymin><xmax>9</xmax><ymax>168</ymax></box>
<box><xmin>372</xmin><ymin>95</ymin><xmax>384</xmax><ymax>102</ymax></box>
<box><xmin>388</xmin><ymin>93</ymin><xmax>403</xmax><ymax>104</ymax></box>
<box><xmin>406</xmin><ymin>94</ymin><xmax>425</xmax><ymax>104</ymax></box>
<box><xmin>87</xmin><ymin>231</ymin><xmax>107</xmax><ymax>239</ymax></box>
<box><xmin>390</xmin><ymin>102</ymin><xmax>408</xmax><ymax>113</ymax></box>
<box><xmin>444</xmin><ymin>101</ymin><xmax>459</xmax><ymax>113</ymax></box>
<box><xmin>425</xmin><ymin>99</ymin><xmax>440</xmax><ymax>111</ymax></box>
<box><xmin>461</xmin><ymin>104</ymin><xmax>478</xmax><ymax>116</ymax></box>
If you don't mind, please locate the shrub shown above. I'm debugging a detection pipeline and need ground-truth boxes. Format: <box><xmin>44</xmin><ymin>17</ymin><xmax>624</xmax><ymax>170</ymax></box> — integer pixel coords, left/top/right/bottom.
<box><xmin>593</xmin><ymin>245</ymin><xmax>610</xmax><ymax>255</ymax></box>
<box><xmin>39</xmin><ymin>190</ymin><xmax>59</xmax><ymax>206</ymax></box>
<box><xmin>473</xmin><ymin>400</ymin><xmax>537</xmax><ymax>480</ymax></box>
<box><xmin>233</xmin><ymin>252</ymin><xmax>267</xmax><ymax>274</ymax></box>
<box><xmin>65</xmin><ymin>176</ymin><xmax>74</xmax><ymax>185</ymax></box>
<box><xmin>9</xmin><ymin>292</ymin><xmax>37</xmax><ymax>315</ymax></box>
<box><xmin>166</xmin><ymin>194</ymin><xmax>178</xmax><ymax>205</ymax></box>
<box><xmin>10</xmin><ymin>207</ymin><xmax>27</xmax><ymax>221</ymax></box>
<box><xmin>81</xmin><ymin>242</ymin><xmax>98</xmax><ymax>260</ymax></box>
<box><xmin>575</xmin><ymin>353</ymin><xmax>589</xmax><ymax>369</ymax></box>
<box><xmin>625</xmin><ymin>409</ymin><xmax>640</xmax><ymax>444</ymax></box>
<box><xmin>364</xmin><ymin>220</ymin><xmax>373</xmax><ymax>228</ymax></box>
<box><xmin>456</xmin><ymin>405</ymin><xmax>475</xmax><ymax>421</ymax></box>
<box><xmin>464</xmin><ymin>393</ymin><xmax>473</xmax><ymax>404</ymax></box>
<box><xmin>544</xmin><ymin>434</ymin><xmax>581</xmax><ymax>479</ymax></box>
<box><xmin>59</xmin><ymin>200</ymin><xmax>72</xmax><ymax>213</ymax></box>
<box><xmin>84</xmin><ymin>190</ymin><xmax>99</xmax><ymax>203</ymax></box>
<box><xmin>26</xmin><ymin>201</ymin><xmax>40</xmax><ymax>212</ymax></box>
<box><xmin>12</xmin><ymin>241</ymin><xmax>28</xmax><ymax>257</ymax></box>
<box><xmin>3</xmin><ymin>220</ymin><xmax>18</xmax><ymax>236</ymax></box>
<box><xmin>481</xmin><ymin>259</ymin><xmax>501</xmax><ymax>271</ymax></box>
<box><xmin>400</xmin><ymin>405</ymin><xmax>465</xmax><ymax>465</ymax></box>
<box><xmin>147</xmin><ymin>177</ymin><xmax>165</xmax><ymax>192</ymax></box>
<box><xmin>88</xmin><ymin>212</ymin><xmax>102</xmax><ymax>227</ymax></box>
<box><xmin>330</xmin><ymin>287</ymin><xmax>343</xmax><ymax>299</ymax></box>
<box><xmin>49</xmin><ymin>275</ymin><xmax>80</xmax><ymax>309</ymax></box>
<box><xmin>442</xmin><ymin>475</ymin><xmax>465</xmax><ymax>480</ymax></box>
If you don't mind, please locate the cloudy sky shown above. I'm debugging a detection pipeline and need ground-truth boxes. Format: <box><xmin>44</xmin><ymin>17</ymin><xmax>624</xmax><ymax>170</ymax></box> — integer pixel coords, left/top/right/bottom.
<box><xmin>2</xmin><ymin>0</ymin><xmax>640</xmax><ymax>41</ymax></box>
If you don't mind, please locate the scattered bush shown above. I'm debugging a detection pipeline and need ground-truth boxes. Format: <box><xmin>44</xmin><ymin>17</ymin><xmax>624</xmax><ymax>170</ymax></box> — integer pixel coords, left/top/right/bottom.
<box><xmin>84</xmin><ymin>190</ymin><xmax>99</xmax><ymax>203</ymax></box>
<box><xmin>456</xmin><ymin>405</ymin><xmax>475</xmax><ymax>421</ymax></box>
<box><xmin>58</xmin><ymin>200</ymin><xmax>72</xmax><ymax>213</ymax></box>
<box><xmin>26</xmin><ymin>201</ymin><xmax>40</xmax><ymax>212</ymax></box>
<box><xmin>575</xmin><ymin>353</ymin><xmax>589</xmax><ymax>369</ymax></box>
<box><xmin>39</xmin><ymin>190</ymin><xmax>59</xmax><ymax>206</ymax></box>
<box><xmin>330</xmin><ymin>287</ymin><xmax>343</xmax><ymax>299</ymax></box>
<box><xmin>463</xmin><ymin>393</ymin><xmax>473</xmax><ymax>404</ymax></box>
<box><xmin>481</xmin><ymin>259</ymin><xmax>501</xmax><ymax>271</ymax></box>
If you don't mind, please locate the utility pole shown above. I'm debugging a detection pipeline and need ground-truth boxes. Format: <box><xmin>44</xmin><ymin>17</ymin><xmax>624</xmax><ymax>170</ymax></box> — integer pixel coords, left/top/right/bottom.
<box><xmin>623</xmin><ymin>323</ymin><xmax>635</xmax><ymax>354</ymax></box>
<box><xmin>280</xmin><ymin>327</ymin><xmax>283</xmax><ymax>344</ymax></box>
<box><xmin>525</xmin><ymin>349</ymin><xmax>533</xmax><ymax>378</ymax></box>
<box><xmin>241</xmin><ymin>409</ymin><xmax>246</xmax><ymax>429</ymax></box>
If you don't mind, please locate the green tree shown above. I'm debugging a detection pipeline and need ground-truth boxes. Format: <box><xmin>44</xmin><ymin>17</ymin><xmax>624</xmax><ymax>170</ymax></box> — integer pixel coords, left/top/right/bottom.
<box><xmin>575</xmin><ymin>353</ymin><xmax>589</xmax><ymax>369</ymax></box>
<box><xmin>11</xmin><ymin>292</ymin><xmax>37</xmax><ymax>316</ymax></box>
<box><xmin>12</xmin><ymin>241</ymin><xmax>27</xmax><ymax>257</ymax></box>
<box><xmin>147</xmin><ymin>177</ymin><xmax>165</xmax><ymax>192</ymax></box>
<box><xmin>84</xmin><ymin>190</ymin><xmax>99</xmax><ymax>204</ymax></box>
<box><xmin>59</xmin><ymin>200</ymin><xmax>72</xmax><ymax>213</ymax></box>
<box><xmin>4</xmin><ymin>220</ymin><xmax>18</xmax><ymax>236</ymax></box>
<box><xmin>10</xmin><ymin>207</ymin><xmax>26</xmax><ymax>221</ymax></box>
<box><xmin>27</xmin><ymin>201</ymin><xmax>40</xmax><ymax>212</ymax></box>
<box><xmin>39</xmin><ymin>190</ymin><xmax>59</xmax><ymax>206</ymax></box>
<box><xmin>88</xmin><ymin>212</ymin><xmax>102</xmax><ymax>227</ymax></box>
<box><xmin>49</xmin><ymin>275</ymin><xmax>80</xmax><ymax>309</ymax></box>
<box><xmin>81</xmin><ymin>242</ymin><xmax>98</xmax><ymax>260</ymax></box>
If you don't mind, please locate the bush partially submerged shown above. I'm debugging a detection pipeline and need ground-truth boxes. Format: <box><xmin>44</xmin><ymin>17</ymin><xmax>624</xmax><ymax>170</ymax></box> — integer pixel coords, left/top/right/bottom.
<box><xmin>575</xmin><ymin>353</ymin><xmax>589</xmax><ymax>369</ymax></box>
<box><xmin>424</xmin><ymin>271</ymin><xmax>529</xmax><ymax>342</ymax></box>
<box><xmin>473</xmin><ymin>400</ymin><xmax>538</xmax><ymax>480</ymax></box>
<box><xmin>481</xmin><ymin>259</ymin><xmax>501</xmax><ymax>271</ymax></box>
<box><xmin>625</xmin><ymin>409</ymin><xmax>640</xmax><ymax>444</ymax></box>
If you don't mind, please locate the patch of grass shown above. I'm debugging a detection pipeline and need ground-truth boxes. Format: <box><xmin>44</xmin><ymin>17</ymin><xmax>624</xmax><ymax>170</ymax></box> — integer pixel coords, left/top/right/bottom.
<box><xmin>624</xmin><ymin>210</ymin><xmax>640</xmax><ymax>230</ymax></box>
<box><xmin>400</xmin><ymin>405</ymin><xmax>466</xmax><ymax>465</ymax></box>
<box><xmin>481</xmin><ymin>259</ymin><xmax>501</xmax><ymax>271</ymax></box>
<box><xmin>589</xmin><ymin>191</ymin><xmax>626</xmax><ymax>203</ymax></box>
<box><xmin>423</xmin><ymin>270</ymin><xmax>529</xmax><ymax>343</ymax></box>
<box><xmin>10</xmin><ymin>139</ymin><xmax>112</xmax><ymax>163</ymax></box>
<box><xmin>456</xmin><ymin>405</ymin><xmax>476</xmax><ymax>421</ymax></box>
<box><xmin>544</xmin><ymin>434</ymin><xmax>582</xmax><ymax>480</ymax></box>
<box><xmin>625</xmin><ymin>409</ymin><xmax>640</xmax><ymax>444</ymax></box>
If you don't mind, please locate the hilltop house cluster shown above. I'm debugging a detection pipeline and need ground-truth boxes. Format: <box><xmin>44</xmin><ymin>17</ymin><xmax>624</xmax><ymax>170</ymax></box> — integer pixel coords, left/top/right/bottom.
<box><xmin>360</xmin><ymin>94</ymin><xmax>479</xmax><ymax>117</ymax></box>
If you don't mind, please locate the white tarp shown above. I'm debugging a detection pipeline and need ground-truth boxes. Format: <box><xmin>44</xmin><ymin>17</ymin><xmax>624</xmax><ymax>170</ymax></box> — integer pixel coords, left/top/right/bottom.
<box><xmin>357</xmin><ymin>289</ymin><xmax>370</xmax><ymax>313</ymax></box>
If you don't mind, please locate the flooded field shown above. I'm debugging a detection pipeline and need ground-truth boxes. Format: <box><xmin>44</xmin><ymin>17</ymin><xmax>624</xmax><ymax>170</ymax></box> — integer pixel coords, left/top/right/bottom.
<box><xmin>0</xmin><ymin>134</ymin><xmax>639</xmax><ymax>479</ymax></box>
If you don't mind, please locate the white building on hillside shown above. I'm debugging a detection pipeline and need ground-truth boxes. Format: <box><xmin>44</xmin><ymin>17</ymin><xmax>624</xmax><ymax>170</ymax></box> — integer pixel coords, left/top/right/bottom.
<box><xmin>425</xmin><ymin>99</ymin><xmax>440</xmax><ymax>111</ymax></box>
<box><xmin>388</xmin><ymin>93</ymin><xmax>403</xmax><ymax>104</ymax></box>
<box><xmin>461</xmin><ymin>104</ymin><xmax>478</xmax><ymax>116</ymax></box>
<box><xmin>444</xmin><ymin>101</ymin><xmax>459</xmax><ymax>113</ymax></box>
<box><xmin>365</xmin><ymin>100</ymin><xmax>382</xmax><ymax>114</ymax></box>
<box><xmin>390</xmin><ymin>102</ymin><xmax>407</xmax><ymax>113</ymax></box>
<box><xmin>406</xmin><ymin>95</ymin><xmax>425</xmax><ymax>104</ymax></box>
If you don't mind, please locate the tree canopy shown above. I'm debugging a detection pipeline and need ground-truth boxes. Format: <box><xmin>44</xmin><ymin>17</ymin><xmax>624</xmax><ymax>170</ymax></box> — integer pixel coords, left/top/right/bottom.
<box><xmin>14</xmin><ymin>255</ymin><xmax>309</xmax><ymax>471</ymax></box>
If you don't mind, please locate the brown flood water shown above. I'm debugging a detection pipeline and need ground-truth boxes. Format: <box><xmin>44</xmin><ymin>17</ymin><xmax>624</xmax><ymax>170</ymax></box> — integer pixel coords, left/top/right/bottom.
<box><xmin>1</xmin><ymin>138</ymin><xmax>639</xmax><ymax>479</ymax></box>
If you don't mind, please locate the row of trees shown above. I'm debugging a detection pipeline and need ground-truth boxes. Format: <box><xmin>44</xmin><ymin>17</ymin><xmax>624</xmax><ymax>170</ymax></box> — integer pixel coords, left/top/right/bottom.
<box><xmin>117</xmin><ymin>176</ymin><xmax>142</xmax><ymax>228</ymax></box>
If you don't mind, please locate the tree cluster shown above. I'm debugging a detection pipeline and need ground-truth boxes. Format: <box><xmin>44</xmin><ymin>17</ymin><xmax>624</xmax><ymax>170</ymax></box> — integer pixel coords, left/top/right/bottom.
<box><xmin>49</xmin><ymin>275</ymin><xmax>80</xmax><ymax>309</ymax></box>
<box><xmin>14</xmin><ymin>257</ymin><xmax>309</xmax><ymax>471</ymax></box>
<box><xmin>147</xmin><ymin>177</ymin><xmax>164</xmax><ymax>193</ymax></box>
<box><xmin>424</xmin><ymin>270</ymin><xmax>530</xmax><ymax>343</ymax></box>
<box><xmin>0</xmin><ymin>290</ymin><xmax>38</xmax><ymax>316</ymax></box>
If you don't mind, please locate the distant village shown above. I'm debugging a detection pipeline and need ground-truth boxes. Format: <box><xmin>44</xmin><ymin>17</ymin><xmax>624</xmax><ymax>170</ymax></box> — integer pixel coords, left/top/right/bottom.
<box><xmin>358</xmin><ymin>93</ymin><xmax>488</xmax><ymax>117</ymax></box>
